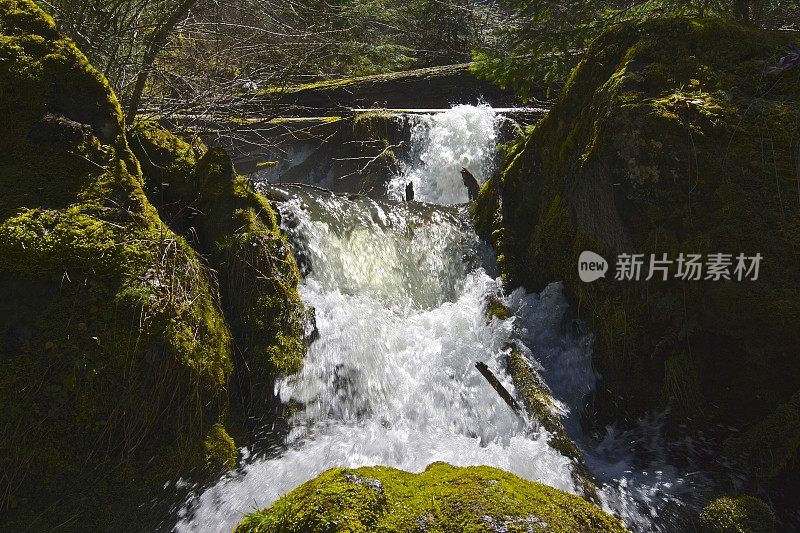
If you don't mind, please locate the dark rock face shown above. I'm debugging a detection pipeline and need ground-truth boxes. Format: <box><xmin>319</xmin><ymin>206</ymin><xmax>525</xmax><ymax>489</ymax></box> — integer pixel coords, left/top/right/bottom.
<box><xmin>474</xmin><ymin>17</ymin><xmax>800</xmax><ymax>519</ymax></box>
<box><xmin>273</xmin><ymin>111</ymin><xmax>412</xmax><ymax>195</ymax></box>
<box><xmin>27</xmin><ymin>113</ymin><xmax>91</xmax><ymax>147</ymax></box>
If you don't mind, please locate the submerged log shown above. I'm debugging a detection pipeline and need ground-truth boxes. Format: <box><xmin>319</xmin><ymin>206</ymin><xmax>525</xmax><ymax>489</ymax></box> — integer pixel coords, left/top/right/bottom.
<box><xmin>475</xmin><ymin>361</ymin><xmax>521</xmax><ymax>414</ymax></box>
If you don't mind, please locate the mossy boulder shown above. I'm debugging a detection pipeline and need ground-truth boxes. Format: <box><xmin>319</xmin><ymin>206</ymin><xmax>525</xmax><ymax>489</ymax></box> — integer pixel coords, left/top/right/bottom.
<box><xmin>724</xmin><ymin>390</ymin><xmax>800</xmax><ymax>481</ymax></box>
<box><xmin>128</xmin><ymin>118</ymin><xmax>202</xmax><ymax>225</ymax></box>
<box><xmin>234</xmin><ymin>462</ymin><xmax>628</xmax><ymax>532</ymax></box>
<box><xmin>699</xmin><ymin>496</ymin><xmax>775</xmax><ymax>533</ymax></box>
<box><xmin>474</xmin><ymin>17</ymin><xmax>800</xmax><ymax>477</ymax></box>
<box><xmin>130</xmin><ymin>121</ymin><xmax>307</xmax><ymax>429</ymax></box>
<box><xmin>196</xmin><ymin>148</ymin><xmax>307</xmax><ymax>423</ymax></box>
<box><xmin>0</xmin><ymin>0</ymin><xmax>238</xmax><ymax>529</ymax></box>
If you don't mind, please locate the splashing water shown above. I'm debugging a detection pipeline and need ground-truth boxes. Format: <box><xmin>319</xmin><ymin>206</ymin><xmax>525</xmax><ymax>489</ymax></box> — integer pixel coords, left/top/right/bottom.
<box><xmin>389</xmin><ymin>104</ymin><xmax>502</xmax><ymax>204</ymax></box>
<box><xmin>173</xmin><ymin>106</ymin><xmax>698</xmax><ymax>533</ymax></box>
<box><xmin>507</xmin><ymin>284</ymin><xmax>701</xmax><ymax>531</ymax></box>
<box><xmin>174</xmin><ymin>189</ymin><xmax>576</xmax><ymax>532</ymax></box>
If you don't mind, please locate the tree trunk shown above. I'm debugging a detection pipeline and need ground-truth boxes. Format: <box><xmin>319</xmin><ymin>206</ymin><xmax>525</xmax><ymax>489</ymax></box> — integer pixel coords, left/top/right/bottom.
<box><xmin>734</xmin><ymin>0</ymin><xmax>752</xmax><ymax>24</ymax></box>
<box><xmin>125</xmin><ymin>0</ymin><xmax>199</xmax><ymax>124</ymax></box>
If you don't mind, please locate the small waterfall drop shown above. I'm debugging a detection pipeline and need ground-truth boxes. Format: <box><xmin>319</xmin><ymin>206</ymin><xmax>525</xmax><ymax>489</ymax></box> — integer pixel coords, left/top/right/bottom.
<box><xmin>389</xmin><ymin>104</ymin><xmax>501</xmax><ymax>204</ymax></box>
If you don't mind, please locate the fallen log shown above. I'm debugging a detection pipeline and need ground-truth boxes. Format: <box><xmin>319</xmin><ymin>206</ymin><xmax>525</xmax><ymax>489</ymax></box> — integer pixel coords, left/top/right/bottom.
<box><xmin>475</xmin><ymin>361</ymin><xmax>521</xmax><ymax>415</ymax></box>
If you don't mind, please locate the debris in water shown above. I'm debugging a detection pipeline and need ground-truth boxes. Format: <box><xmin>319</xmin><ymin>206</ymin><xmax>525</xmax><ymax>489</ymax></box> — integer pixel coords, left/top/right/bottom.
<box><xmin>475</xmin><ymin>361</ymin><xmax>521</xmax><ymax>414</ymax></box>
<box><xmin>461</xmin><ymin>167</ymin><xmax>480</xmax><ymax>202</ymax></box>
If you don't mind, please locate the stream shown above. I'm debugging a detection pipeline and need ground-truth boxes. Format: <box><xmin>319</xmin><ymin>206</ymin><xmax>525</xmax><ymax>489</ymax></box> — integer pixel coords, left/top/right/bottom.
<box><xmin>173</xmin><ymin>105</ymin><xmax>700</xmax><ymax>532</ymax></box>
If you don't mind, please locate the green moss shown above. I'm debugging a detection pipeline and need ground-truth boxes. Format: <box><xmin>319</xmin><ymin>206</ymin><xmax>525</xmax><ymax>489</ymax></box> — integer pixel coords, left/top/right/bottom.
<box><xmin>235</xmin><ymin>463</ymin><xmax>628</xmax><ymax>533</ymax></box>
<box><xmin>724</xmin><ymin>391</ymin><xmax>800</xmax><ymax>480</ymax></box>
<box><xmin>204</xmin><ymin>423</ymin><xmax>238</xmax><ymax>470</ymax></box>
<box><xmin>0</xmin><ymin>2</ymin><xmax>236</xmax><ymax>528</ymax></box>
<box><xmin>196</xmin><ymin>148</ymin><xmax>307</xmax><ymax>379</ymax></box>
<box><xmin>266</xmin><ymin>116</ymin><xmax>342</xmax><ymax>124</ymax></box>
<box><xmin>505</xmin><ymin>347</ymin><xmax>598</xmax><ymax>502</ymax></box>
<box><xmin>699</xmin><ymin>496</ymin><xmax>775</xmax><ymax>533</ymax></box>
<box><xmin>484</xmin><ymin>296</ymin><xmax>511</xmax><ymax>321</ymax></box>
<box><xmin>261</xmin><ymin>64</ymin><xmax>471</xmax><ymax>97</ymax></box>
<box><xmin>353</xmin><ymin>109</ymin><xmax>399</xmax><ymax>132</ymax></box>
<box><xmin>262</xmin><ymin>76</ymin><xmax>359</xmax><ymax>95</ymax></box>
<box><xmin>130</xmin><ymin>122</ymin><xmax>307</xmax><ymax>425</ymax></box>
<box><xmin>129</xmin><ymin>119</ymin><xmax>200</xmax><ymax>209</ymax></box>
<box><xmin>474</xmin><ymin>17</ymin><xmax>800</xmax><ymax>440</ymax></box>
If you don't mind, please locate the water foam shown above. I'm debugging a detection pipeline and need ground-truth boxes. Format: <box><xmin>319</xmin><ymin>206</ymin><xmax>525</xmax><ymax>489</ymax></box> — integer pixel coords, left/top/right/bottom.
<box><xmin>389</xmin><ymin>104</ymin><xmax>501</xmax><ymax>204</ymax></box>
<box><xmin>175</xmin><ymin>192</ymin><xmax>575</xmax><ymax>532</ymax></box>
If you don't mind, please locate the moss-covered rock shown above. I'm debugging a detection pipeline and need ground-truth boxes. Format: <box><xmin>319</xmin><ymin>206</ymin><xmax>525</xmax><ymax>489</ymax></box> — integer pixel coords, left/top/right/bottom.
<box><xmin>128</xmin><ymin>118</ymin><xmax>202</xmax><ymax>226</ymax></box>
<box><xmin>204</xmin><ymin>422</ymin><xmax>239</xmax><ymax>470</ymax></box>
<box><xmin>130</xmin><ymin>121</ymin><xmax>307</xmax><ymax>429</ymax></box>
<box><xmin>0</xmin><ymin>1</ymin><xmax>236</xmax><ymax>528</ymax></box>
<box><xmin>724</xmin><ymin>390</ymin><xmax>800</xmax><ymax>481</ymax></box>
<box><xmin>484</xmin><ymin>295</ymin><xmax>512</xmax><ymax>321</ymax></box>
<box><xmin>234</xmin><ymin>462</ymin><xmax>628</xmax><ymax>532</ymax></box>
<box><xmin>699</xmin><ymin>496</ymin><xmax>775</xmax><ymax>533</ymax></box>
<box><xmin>474</xmin><ymin>17</ymin><xmax>800</xmax><ymax>483</ymax></box>
<box><xmin>197</xmin><ymin>148</ymin><xmax>307</xmax><ymax>418</ymax></box>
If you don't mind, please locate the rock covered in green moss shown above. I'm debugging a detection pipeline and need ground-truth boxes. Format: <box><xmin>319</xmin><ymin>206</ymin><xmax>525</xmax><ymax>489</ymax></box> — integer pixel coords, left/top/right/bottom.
<box><xmin>0</xmin><ymin>1</ymin><xmax>236</xmax><ymax>529</ymax></box>
<box><xmin>484</xmin><ymin>295</ymin><xmax>512</xmax><ymax>321</ymax></box>
<box><xmin>204</xmin><ymin>422</ymin><xmax>239</xmax><ymax>469</ymax></box>
<box><xmin>130</xmin><ymin>121</ymin><xmax>307</xmax><ymax>426</ymax></box>
<box><xmin>474</xmin><ymin>17</ymin><xmax>800</xmax><ymax>471</ymax></box>
<box><xmin>699</xmin><ymin>496</ymin><xmax>775</xmax><ymax>533</ymax></box>
<box><xmin>197</xmin><ymin>148</ymin><xmax>307</xmax><ymax>409</ymax></box>
<box><xmin>724</xmin><ymin>390</ymin><xmax>800</xmax><ymax>480</ymax></box>
<box><xmin>129</xmin><ymin>118</ymin><xmax>202</xmax><ymax>224</ymax></box>
<box><xmin>235</xmin><ymin>462</ymin><xmax>628</xmax><ymax>533</ymax></box>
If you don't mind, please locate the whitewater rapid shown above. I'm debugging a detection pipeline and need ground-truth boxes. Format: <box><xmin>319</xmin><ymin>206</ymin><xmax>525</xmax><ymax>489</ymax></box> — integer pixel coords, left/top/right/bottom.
<box><xmin>173</xmin><ymin>105</ymin><xmax>695</xmax><ymax>533</ymax></box>
<box><xmin>389</xmin><ymin>104</ymin><xmax>501</xmax><ymax>204</ymax></box>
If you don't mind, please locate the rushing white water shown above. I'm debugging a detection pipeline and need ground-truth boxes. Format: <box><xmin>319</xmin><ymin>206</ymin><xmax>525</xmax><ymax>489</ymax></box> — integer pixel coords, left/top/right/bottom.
<box><xmin>389</xmin><ymin>104</ymin><xmax>502</xmax><ymax>204</ymax></box>
<box><xmin>174</xmin><ymin>105</ymin><xmax>697</xmax><ymax>533</ymax></box>
<box><xmin>175</xmin><ymin>189</ymin><xmax>576</xmax><ymax>532</ymax></box>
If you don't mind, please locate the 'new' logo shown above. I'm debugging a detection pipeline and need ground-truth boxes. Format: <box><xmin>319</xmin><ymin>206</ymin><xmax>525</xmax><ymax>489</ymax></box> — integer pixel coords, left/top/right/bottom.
<box><xmin>578</xmin><ymin>251</ymin><xmax>608</xmax><ymax>282</ymax></box>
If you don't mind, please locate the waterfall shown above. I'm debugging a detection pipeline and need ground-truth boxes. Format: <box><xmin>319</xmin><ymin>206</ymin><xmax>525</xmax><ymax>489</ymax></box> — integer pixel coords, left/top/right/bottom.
<box><xmin>172</xmin><ymin>106</ymin><xmax>698</xmax><ymax>533</ymax></box>
<box><xmin>389</xmin><ymin>104</ymin><xmax>502</xmax><ymax>204</ymax></box>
